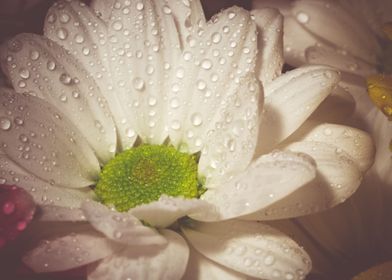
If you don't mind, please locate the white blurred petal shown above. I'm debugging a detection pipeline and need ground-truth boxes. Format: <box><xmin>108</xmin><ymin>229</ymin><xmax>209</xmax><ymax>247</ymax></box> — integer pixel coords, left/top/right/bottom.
<box><xmin>88</xmin><ymin>230</ymin><xmax>189</xmax><ymax>280</ymax></box>
<box><xmin>182</xmin><ymin>219</ymin><xmax>311</xmax><ymax>279</ymax></box>
<box><xmin>23</xmin><ymin>230</ymin><xmax>118</xmax><ymax>273</ymax></box>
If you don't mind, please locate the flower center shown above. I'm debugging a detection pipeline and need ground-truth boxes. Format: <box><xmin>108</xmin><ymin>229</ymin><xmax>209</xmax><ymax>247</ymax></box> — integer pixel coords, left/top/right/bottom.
<box><xmin>95</xmin><ymin>144</ymin><xmax>201</xmax><ymax>212</ymax></box>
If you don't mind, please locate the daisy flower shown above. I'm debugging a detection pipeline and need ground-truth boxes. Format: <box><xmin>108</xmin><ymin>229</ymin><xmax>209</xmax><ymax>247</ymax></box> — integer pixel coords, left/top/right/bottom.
<box><xmin>0</xmin><ymin>0</ymin><xmax>374</xmax><ymax>279</ymax></box>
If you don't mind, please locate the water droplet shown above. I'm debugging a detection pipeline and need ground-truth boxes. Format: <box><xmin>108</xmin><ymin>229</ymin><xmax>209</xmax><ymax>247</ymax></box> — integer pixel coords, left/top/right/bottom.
<box><xmin>2</xmin><ymin>202</ymin><xmax>15</xmax><ymax>215</ymax></box>
<box><xmin>30</xmin><ymin>50</ymin><xmax>40</xmax><ymax>60</ymax></box>
<box><xmin>228</xmin><ymin>12</ymin><xmax>236</xmax><ymax>19</ymax></box>
<box><xmin>59</xmin><ymin>73</ymin><xmax>72</xmax><ymax>85</ymax></box>
<box><xmin>170</xmin><ymin>98</ymin><xmax>180</xmax><ymax>109</ymax></box>
<box><xmin>148</xmin><ymin>97</ymin><xmax>157</xmax><ymax>106</ymax></box>
<box><xmin>8</xmin><ymin>39</ymin><xmax>23</xmax><ymax>52</ymax></box>
<box><xmin>201</xmin><ymin>59</ymin><xmax>212</xmax><ymax>70</ymax></box>
<box><xmin>126</xmin><ymin>128</ymin><xmax>135</xmax><ymax>138</ymax></box>
<box><xmin>133</xmin><ymin>77</ymin><xmax>145</xmax><ymax>91</ymax></box>
<box><xmin>0</xmin><ymin>117</ymin><xmax>12</xmax><ymax>131</ymax></box>
<box><xmin>82</xmin><ymin>47</ymin><xmax>90</xmax><ymax>56</ymax></box>
<box><xmin>211</xmin><ymin>32</ymin><xmax>222</xmax><ymax>44</ymax></box>
<box><xmin>47</xmin><ymin>13</ymin><xmax>56</xmax><ymax>23</ymax></box>
<box><xmin>56</xmin><ymin>28</ymin><xmax>68</xmax><ymax>40</ymax></box>
<box><xmin>197</xmin><ymin>80</ymin><xmax>207</xmax><ymax>90</ymax></box>
<box><xmin>47</xmin><ymin>61</ymin><xmax>56</xmax><ymax>71</ymax></box>
<box><xmin>59</xmin><ymin>13</ymin><xmax>70</xmax><ymax>23</ymax></box>
<box><xmin>176</xmin><ymin>68</ymin><xmax>185</xmax><ymax>79</ymax></box>
<box><xmin>323</xmin><ymin>128</ymin><xmax>332</xmax><ymax>136</ymax></box>
<box><xmin>136</xmin><ymin>2</ymin><xmax>144</xmax><ymax>11</ymax></box>
<box><xmin>112</xmin><ymin>21</ymin><xmax>123</xmax><ymax>31</ymax></box>
<box><xmin>18</xmin><ymin>81</ymin><xmax>26</xmax><ymax>88</ymax></box>
<box><xmin>264</xmin><ymin>255</ymin><xmax>275</xmax><ymax>266</ymax></box>
<box><xmin>171</xmin><ymin>120</ymin><xmax>181</xmax><ymax>130</ymax></box>
<box><xmin>162</xmin><ymin>5</ymin><xmax>172</xmax><ymax>14</ymax></box>
<box><xmin>17</xmin><ymin>221</ymin><xmax>27</xmax><ymax>231</ymax></box>
<box><xmin>74</xmin><ymin>34</ymin><xmax>84</xmax><ymax>44</ymax></box>
<box><xmin>191</xmin><ymin>113</ymin><xmax>203</xmax><ymax>126</ymax></box>
<box><xmin>19</xmin><ymin>68</ymin><xmax>30</xmax><ymax>79</ymax></box>
<box><xmin>296</xmin><ymin>12</ymin><xmax>309</xmax><ymax>24</ymax></box>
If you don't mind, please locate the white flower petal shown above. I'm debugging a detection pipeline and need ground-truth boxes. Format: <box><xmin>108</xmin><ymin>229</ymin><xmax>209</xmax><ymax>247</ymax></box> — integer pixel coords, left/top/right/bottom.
<box><xmin>245</xmin><ymin>141</ymin><xmax>363</xmax><ymax>220</ymax></box>
<box><xmin>0</xmin><ymin>155</ymin><xmax>93</xmax><ymax>207</ymax></box>
<box><xmin>81</xmin><ymin>200</ymin><xmax>167</xmax><ymax>246</ymax></box>
<box><xmin>252</xmin><ymin>0</ymin><xmax>292</xmax><ymax>16</ymax></box>
<box><xmin>39</xmin><ymin>205</ymin><xmax>86</xmax><ymax>222</ymax></box>
<box><xmin>0</xmin><ymin>89</ymin><xmax>100</xmax><ymax>188</ymax></box>
<box><xmin>44</xmin><ymin>0</ymin><xmax>137</xmax><ymax>149</ymax></box>
<box><xmin>252</xmin><ymin>8</ymin><xmax>284</xmax><ymax>85</ymax></box>
<box><xmin>130</xmin><ymin>195</ymin><xmax>212</xmax><ymax>228</ymax></box>
<box><xmin>1</xmin><ymin>34</ymin><xmax>117</xmax><ymax>163</ymax></box>
<box><xmin>291</xmin><ymin>0</ymin><xmax>380</xmax><ymax>64</ymax></box>
<box><xmin>88</xmin><ymin>229</ymin><xmax>189</xmax><ymax>280</ymax></box>
<box><xmin>90</xmin><ymin>0</ymin><xmax>116</xmax><ymax>21</ymax></box>
<box><xmin>181</xmin><ymin>220</ymin><xmax>311</xmax><ymax>279</ymax></box>
<box><xmin>305</xmin><ymin>45</ymin><xmax>377</xmax><ymax>76</ymax></box>
<box><xmin>192</xmin><ymin>151</ymin><xmax>316</xmax><ymax>222</ymax></box>
<box><xmin>23</xmin><ymin>230</ymin><xmax>119</xmax><ymax>273</ymax></box>
<box><xmin>104</xmin><ymin>0</ymin><xmax>186</xmax><ymax>145</ymax></box>
<box><xmin>288</xmin><ymin>123</ymin><xmax>374</xmax><ymax>172</ymax></box>
<box><xmin>168</xmin><ymin>7</ymin><xmax>259</xmax><ymax>153</ymax></box>
<box><xmin>197</xmin><ymin>75</ymin><xmax>260</xmax><ymax>185</ymax></box>
<box><xmin>183</xmin><ymin>246</ymin><xmax>248</xmax><ymax>280</ymax></box>
<box><xmin>256</xmin><ymin>65</ymin><xmax>340</xmax><ymax>155</ymax></box>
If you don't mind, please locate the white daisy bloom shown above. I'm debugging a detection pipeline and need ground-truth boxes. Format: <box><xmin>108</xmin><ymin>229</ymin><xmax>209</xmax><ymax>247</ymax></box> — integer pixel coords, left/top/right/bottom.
<box><xmin>0</xmin><ymin>0</ymin><xmax>374</xmax><ymax>279</ymax></box>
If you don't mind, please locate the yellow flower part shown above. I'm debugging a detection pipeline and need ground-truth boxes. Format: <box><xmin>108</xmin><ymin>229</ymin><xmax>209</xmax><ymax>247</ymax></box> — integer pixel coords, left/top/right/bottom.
<box><xmin>367</xmin><ymin>75</ymin><xmax>392</xmax><ymax>120</ymax></box>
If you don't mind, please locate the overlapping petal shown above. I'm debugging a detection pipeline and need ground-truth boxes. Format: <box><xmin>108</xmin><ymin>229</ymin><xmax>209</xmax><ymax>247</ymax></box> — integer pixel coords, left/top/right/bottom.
<box><xmin>88</xmin><ymin>230</ymin><xmax>189</xmax><ymax>280</ymax></box>
<box><xmin>182</xmin><ymin>219</ymin><xmax>311</xmax><ymax>280</ymax></box>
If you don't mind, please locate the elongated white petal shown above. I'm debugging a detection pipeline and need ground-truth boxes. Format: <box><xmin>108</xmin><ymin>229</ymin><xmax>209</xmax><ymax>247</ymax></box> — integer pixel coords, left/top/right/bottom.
<box><xmin>256</xmin><ymin>65</ymin><xmax>339</xmax><ymax>155</ymax></box>
<box><xmin>245</xmin><ymin>141</ymin><xmax>362</xmax><ymax>220</ymax></box>
<box><xmin>181</xmin><ymin>220</ymin><xmax>311</xmax><ymax>279</ymax></box>
<box><xmin>23</xmin><ymin>230</ymin><xmax>118</xmax><ymax>273</ymax></box>
<box><xmin>198</xmin><ymin>74</ymin><xmax>260</xmax><ymax>184</ymax></box>
<box><xmin>81</xmin><ymin>200</ymin><xmax>167</xmax><ymax>246</ymax></box>
<box><xmin>0</xmin><ymin>155</ymin><xmax>93</xmax><ymax>207</ymax></box>
<box><xmin>168</xmin><ymin>7</ymin><xmax>259</xmax><ymax>154</ymax></box>
<box><xmin>39</xmin><ymin>205</ymin><xmax>86</xmax><ymax>222</ymax></box>
<box><xmin>252</xmin><ymin>0</ymin><xmax>292</xmax><ymax>16</ymax></box>
<box><xmin>291</xmin><ymin>0</ymin><xmax>380</xmax><ymax>64</ymax></box>
<box><xmin>288</xmin><ymin>123</ymin><xmax>374</xmax><ymax>172</ymax></box>
<box><xmin>44</xmin><ymin>0</ymin><xmax>137</xmax><ymax>149</ymax></box>
<box><xmin>305</xmin><ymin>45</ymin><xmax>377</xmax><ymax>76</ymax></box>
<box><xmin>88</xmin><ymin>230</ymin><xmax>189</xmax><ymax>280</ymax></box>
<box><xmin>183</xmin><ymin>246</ymin><xmax>248</xmax><ymax>280</ymax></box>
<box><xmin>130</xmin><ymin>195</ymin><xmax>211</xmax><ymax>228</ymax></box>
<box><xmin>1</xmin><ymin>34</ymin><xmax>117</xmax><ymax>163</ymax></box>
<box><xmin>0</xmin><ymin>89</ymin><xmax>100</xmax><ymax>188</ymax></box>
<box><xmin>192</xmin><ymin>151</ymin><xmax>316</xmax><ymax>222</ymax></box>
<box><xmin>252</xmin><ymin>8</ymin><xmax>283</xmax><ymax>85</ymax></box>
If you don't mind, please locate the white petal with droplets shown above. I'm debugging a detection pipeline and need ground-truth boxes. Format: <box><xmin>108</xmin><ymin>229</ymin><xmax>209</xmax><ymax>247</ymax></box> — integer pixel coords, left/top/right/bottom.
<box><xmin>256</xmin><ymin>65</ymin><xmax>340</xmax><ymax>155</ymax></box>
<box><xmin>1</xmin><ymin>34</ymin><xmax>117</xmax><ymax>163</ymax></box>
<box><xmin>130</xmin><ymin>195</ymin><xmax>212</xmax><ymax>228</ymax></box>
<box><xmin>181</xmin><ymin>220</ymin><xmax>311</xmax><ymax>279</ymax></box>
<box><xmin>88</xmin><ymin>230</ymin><xmax>189</xmax><ymax>280</ymax></box>
<box><xmin>0</xmin><ymin>155</ymin><xmax>93</xmax><ymax>207</ymax></box>
<box><xmin>39</xmin><ymin>205</ymin><xmax>86</xmax><ymax>222</ymax></box>
<box><xmin>252</xmin><ymin>8</ymin><xmax>284</xmax><ymax>85</ymax></box>
<box><xmin>191</xmin><ymin>150</ymin><xmax>316</xmax><ymax>221</ymax></box>
<box><xmin>0</xmin><ymin>89</ymin><xmax>100</xmax><ymax>188</ymax></box>
<box><xmin>23</xmin><ymin>230</ymin><xmax>119</xmax><ymax>273</ymax></box>
<box><xmin>244</xmin><ymin>141</ymin><xmax>363</xmax><ymax>220</ymax></box>
<box><xmin>81</xmin><ymin>200</ymin><xmax>167</xmax><ymax>246</ymax></box>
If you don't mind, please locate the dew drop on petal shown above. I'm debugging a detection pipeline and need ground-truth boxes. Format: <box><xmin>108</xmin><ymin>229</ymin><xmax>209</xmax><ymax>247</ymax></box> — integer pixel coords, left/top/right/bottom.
<box><xmin>59</xmin><ymin>13</ymin><xmax>70</xmax><ymax>23</ymax></box>
<box><xmin>0</xmin><ymin>117</ymin><xmax>12</xmax><ymax>131</ymax></box>
<box><xmin>56</xmin><ymin>28</ymin><xmax>68</xmax><ymax>40</ymax></box>
<box><xmin>112</xmin><ymin>21</ymin><xmax>123</xmax><ymax>31</ymax></box>
<box><xmin>47</xmin><ymin>61</ymin><xmax>56</xmax><ymax>71</ymax></box>
<box><xmin>74</xmin><ymin>34</ymin><xmax>84</xmax><ymax>44</ymax></box>
<box><xmin>19</xmin><ymin>68</ymin><xmax>30</xmax><ymax>79</ymax></box>
<box><xmin>191</xmin><ymin>113</ymin><xmax>203</xmax><ymax>127</ymax></box>
<box><xmin>59</xmin><ymin>73</ymin><xmax>72</xmax><ymax>85</ymax></box>
<box><xmin>162</xmin><ymin>5</ymin><xmax>172</xmax><ymax>14</ymax></box>
<box><xmin>133</xmin><ymin>77</ymin><xmax>145</xmax><ymax>91</ymax></box>
<box><xmin>201</xmin><ymin>59</ymin><xmax>212</xmax><ymax>70</ymax></box>
<box><xmin>2</xmin><ymin>202</ymin><xmax>15</xmax><ymax>215</ymax></box>
<box><xmin>296</xmin><ymin>12</ymin><xmax>310</xmax><ymax>24</ymax></box>
<box><xmin>136</xmin><ymin>2</ymin><xmax>144</xmax><ymax>11</ymax></box>
<box><xmin>211</xmin><ymin>32</ymin><xmax>222</xmax><ymax>44</ymax></box>
<box><xmin>30</xmin><ymin>50</ymin><xmax>40</xmax><ymax>61</ymax></box>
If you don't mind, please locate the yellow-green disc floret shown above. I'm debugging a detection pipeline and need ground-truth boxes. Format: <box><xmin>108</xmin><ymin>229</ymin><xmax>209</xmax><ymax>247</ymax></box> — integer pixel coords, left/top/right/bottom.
<box><xmin>95</xmin><ymin>144</ymin><xmax>200</xmax><ymax>212</ymax></box>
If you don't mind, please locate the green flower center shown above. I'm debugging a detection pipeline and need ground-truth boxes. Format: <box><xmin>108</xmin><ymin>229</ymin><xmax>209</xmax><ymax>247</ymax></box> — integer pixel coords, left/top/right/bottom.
<box><xmin>95</xmin><ymin>144</ymin><xmax>201</xmax><ymax>212</ymax></box>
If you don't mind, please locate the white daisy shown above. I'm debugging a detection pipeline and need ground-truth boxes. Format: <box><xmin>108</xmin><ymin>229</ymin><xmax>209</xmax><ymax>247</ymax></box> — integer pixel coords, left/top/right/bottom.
<box><xmin>0</xmin><ymin>0</ymin><xmax>374</xmax><ymax>279</ymax></box>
